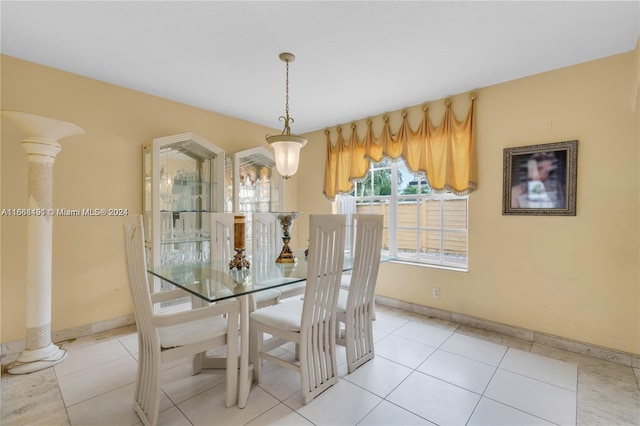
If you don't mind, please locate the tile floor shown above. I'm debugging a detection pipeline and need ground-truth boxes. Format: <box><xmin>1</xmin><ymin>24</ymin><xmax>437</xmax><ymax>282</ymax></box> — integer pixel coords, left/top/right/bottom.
<box><xmin>2</xmin><ymin>304</ymin><xmax>639</xmax><ymax>426</ymax></box>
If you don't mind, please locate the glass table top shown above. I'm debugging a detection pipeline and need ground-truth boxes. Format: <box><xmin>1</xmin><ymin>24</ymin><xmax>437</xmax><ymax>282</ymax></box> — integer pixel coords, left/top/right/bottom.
<box><xmin>147</xmin><ymin>249</ymin><xmax>355</xmax><ymax>303</ymax></box>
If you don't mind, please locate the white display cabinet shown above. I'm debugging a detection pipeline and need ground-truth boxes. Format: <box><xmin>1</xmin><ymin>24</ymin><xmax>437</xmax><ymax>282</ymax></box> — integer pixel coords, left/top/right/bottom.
<box><xmin>224</xmin><ymin>146</ymin><xmax>283</xmax><ymax>213</ymax></box>
<box><xmin>143</xmin><ymin>132</ymin><xmax>225</xmax><ymax>271</ymax></box>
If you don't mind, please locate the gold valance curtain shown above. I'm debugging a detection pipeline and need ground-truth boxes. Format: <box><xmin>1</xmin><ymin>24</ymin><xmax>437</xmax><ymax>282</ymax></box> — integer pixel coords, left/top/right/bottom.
<box><xmin>323</xmin><ymin>95</ymin><xmax>477</xmax><ymax>200</ymax></box>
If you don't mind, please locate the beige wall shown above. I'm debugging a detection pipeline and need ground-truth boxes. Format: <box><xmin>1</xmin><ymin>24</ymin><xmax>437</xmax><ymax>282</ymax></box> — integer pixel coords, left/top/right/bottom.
<box><xmin>0</xmin><ymin>55</ymin><xmax>298</xmax><ymax>343</ymax></box>
<box><xmin>297</xmin><ymin>51</ymin><xmax>640</xmax><ymax>355</ymax></box>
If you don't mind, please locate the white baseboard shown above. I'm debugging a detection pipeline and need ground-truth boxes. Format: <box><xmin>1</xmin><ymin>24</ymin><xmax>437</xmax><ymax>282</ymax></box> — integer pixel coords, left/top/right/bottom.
<box><xmin>1</xmin><ymin>315</ymin><xmax>135</xmax><ymax>360</ymax></box>
<box><xmin>375</xmin><ymin>295</ymin><xmax>640</xmax><ymax>369</ymax></box>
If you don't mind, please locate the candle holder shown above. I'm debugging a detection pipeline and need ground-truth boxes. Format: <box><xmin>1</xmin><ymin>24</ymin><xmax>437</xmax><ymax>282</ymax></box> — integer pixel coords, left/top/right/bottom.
<box><xmin>229</xmin><ymin>248</ymin><xmax>250</xmax><ymax>270</ymax></box>
<box><xmin>272</xmin><ymin>212</ymin><xmax>300</xmax><ymax>263</ymax></box>
<box><xmin>229</xmin><ymin>215</ymin><xmax>250</xmax><ymax>270</ymax></box>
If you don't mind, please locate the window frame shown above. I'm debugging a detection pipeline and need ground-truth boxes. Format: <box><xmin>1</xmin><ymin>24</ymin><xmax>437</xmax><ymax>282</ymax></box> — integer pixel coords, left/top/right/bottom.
<box><xmin>342</xmin><ymin>159</ymin><xmax>468</xmax><ymax>271</ymax></box>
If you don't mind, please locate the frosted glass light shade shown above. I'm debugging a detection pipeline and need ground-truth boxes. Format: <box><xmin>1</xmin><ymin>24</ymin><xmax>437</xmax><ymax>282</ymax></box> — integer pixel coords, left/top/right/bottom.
<box><xmin>266</xmin><ymin>135</ymin><xmax>307</xmax><ymax>179</ymax></box>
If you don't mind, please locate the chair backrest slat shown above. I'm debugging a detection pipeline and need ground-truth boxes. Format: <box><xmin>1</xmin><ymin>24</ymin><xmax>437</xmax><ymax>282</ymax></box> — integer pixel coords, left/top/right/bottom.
<box><xmin>251</xmin><ymin>212</ymin><xmax>283</xmax><ymax>282</ymax></box>
<box><xmin>301</xmin><ymin>214</ymin><xmax>346</xmax><ymax>387</ymax></box>
<box><xmin>347</xmin><ymin>214</ymin><xmax>384</xmax><ymax>312</ymax></box>
<box><xmin>252</xmin><ymin>212</ymin><xmax>282</xmax><ymax>253</ymax></box>
<box><xmin>210</xmin><ymin>213</ymin><xmax>235</xmax><ymax>260</ymax></box>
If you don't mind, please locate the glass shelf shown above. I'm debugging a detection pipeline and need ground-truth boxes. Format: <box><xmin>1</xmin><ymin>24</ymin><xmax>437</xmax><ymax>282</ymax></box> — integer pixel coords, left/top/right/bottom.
<box><xmin>160</xmin><ymin>236</ymin><xmax>210</xmax><ymax>245</ymax></box>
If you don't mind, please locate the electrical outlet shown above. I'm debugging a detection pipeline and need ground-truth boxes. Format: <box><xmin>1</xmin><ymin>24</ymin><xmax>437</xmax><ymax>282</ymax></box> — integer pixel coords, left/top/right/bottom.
<box><xmin>432</xmin><ymin>287</ymin><xmax>440</xmax><ymax>299</ymax></box>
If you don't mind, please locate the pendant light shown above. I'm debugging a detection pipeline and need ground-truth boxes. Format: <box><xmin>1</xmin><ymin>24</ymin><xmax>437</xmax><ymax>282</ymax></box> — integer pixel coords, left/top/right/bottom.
<box><xmin>266</xmin><ymin>52</ymin><xmax>307</xmax><ymax>179</ymax></box>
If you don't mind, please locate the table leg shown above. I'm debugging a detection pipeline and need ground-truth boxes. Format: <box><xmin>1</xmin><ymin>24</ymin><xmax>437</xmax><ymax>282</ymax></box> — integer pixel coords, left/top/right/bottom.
<box><xmin>237</xmin><ymin>294</ymin><xmax>254</xmax><ymax>408</ymax></box>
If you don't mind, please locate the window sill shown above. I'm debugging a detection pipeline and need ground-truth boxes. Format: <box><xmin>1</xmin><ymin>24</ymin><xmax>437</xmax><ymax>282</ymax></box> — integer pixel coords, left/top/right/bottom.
<box><xmin>387</xmin><ymin>258</ymin><xmax>468</xmax><ymax>273</ymax></box>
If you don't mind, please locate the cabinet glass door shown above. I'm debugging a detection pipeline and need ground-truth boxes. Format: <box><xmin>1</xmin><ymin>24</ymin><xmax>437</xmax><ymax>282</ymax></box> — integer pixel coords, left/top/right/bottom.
<box><xmin>143</xmin><ymin>132</ymin><xmax>224</xmax><ymax>274</ymax></box>
<box><xmin>232</xmin><ymin>147</ymin><xmax>283</xmax><ymax>213</ymax></box>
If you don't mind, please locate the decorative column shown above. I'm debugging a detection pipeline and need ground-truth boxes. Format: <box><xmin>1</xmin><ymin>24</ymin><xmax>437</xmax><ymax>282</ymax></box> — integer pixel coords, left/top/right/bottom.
<box><xmin>2</xmin><ymin>111</ymin><xmax>84</xmax><ymax>374</ymax></box>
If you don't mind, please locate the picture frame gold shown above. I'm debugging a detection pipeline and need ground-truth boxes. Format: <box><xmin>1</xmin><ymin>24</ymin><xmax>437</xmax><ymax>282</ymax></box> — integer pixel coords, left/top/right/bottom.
<box><xmin>502</xmin><ymin>140</ymin><xmax>578</xmax><ymax>216</ymax></box>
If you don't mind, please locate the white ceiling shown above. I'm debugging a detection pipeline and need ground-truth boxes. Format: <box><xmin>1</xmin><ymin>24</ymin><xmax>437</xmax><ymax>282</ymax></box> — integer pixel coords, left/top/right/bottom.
<box><xmin>1</xmin><ymin>1</ymin><xmax>639</xmax><ymax>133</ymax></box>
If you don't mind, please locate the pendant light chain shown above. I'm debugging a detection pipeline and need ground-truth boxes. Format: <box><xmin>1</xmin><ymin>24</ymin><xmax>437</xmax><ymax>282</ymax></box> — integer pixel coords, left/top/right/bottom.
<box><xmin>283</xmin><ymin>58</ymin><xmax>292</xmax><ymax>135</ymax></box>
<box><xmin>284</xmin><ymin>61</ymin><xmax>289</xmax><ymax>123</ymax></box>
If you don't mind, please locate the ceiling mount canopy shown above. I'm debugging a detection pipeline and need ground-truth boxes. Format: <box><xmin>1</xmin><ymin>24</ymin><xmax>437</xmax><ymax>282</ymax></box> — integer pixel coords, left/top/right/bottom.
<box><xmin>266</xmin><ymin>52</ymin><xmax>307</xmax><ymax>179</ymax></box>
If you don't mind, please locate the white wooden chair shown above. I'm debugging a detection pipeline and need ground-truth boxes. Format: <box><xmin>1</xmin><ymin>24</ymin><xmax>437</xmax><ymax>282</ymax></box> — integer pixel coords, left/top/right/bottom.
<box><xmin>338</xmin><ymin>214</ymin><xmax>378</xmax><ymax>320</ymax></box>
<box><xmin>336</xmin><ymin>214</ymin><xmax>383</xmax><ymax>374</ymax></box>
<box><xmin>250</xmin><ymin>214</ymin><xmax>346</xmax><ymax>404</ymax></box>
<box><xmin>124</xmin><ymin>215</ymin><xmax>239</xmax><ymax>426</ymax></box>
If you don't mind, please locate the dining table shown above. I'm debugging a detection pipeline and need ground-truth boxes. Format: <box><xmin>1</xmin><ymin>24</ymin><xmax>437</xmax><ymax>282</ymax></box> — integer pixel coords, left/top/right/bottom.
<box><xmin>147</xmin><ymin>248</ymin><xmax>356</xmax><ymax>408</ymax></box>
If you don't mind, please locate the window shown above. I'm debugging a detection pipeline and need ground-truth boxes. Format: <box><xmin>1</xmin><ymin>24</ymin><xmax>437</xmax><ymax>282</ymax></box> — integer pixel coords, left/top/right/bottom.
<box><xmin>339</xmin><ymin>158</ymin><xmax>468</xmax><ymax>270</ymax></box>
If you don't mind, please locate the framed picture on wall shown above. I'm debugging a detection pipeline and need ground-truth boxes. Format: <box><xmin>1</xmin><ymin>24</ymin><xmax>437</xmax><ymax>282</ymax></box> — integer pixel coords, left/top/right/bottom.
<box><xmin>502</xmin><ymin>140</ymin><xmax>578</xmax><ymax>216</ymax></box>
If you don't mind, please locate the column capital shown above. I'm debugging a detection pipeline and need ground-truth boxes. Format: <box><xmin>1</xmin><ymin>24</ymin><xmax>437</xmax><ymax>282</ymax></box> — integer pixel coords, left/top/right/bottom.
<box><xmin>1</xmin><ymin>110</ymin><xmax>84</xmax><ymax>144</ymax></box>
<box><xmin>21</xmin><ymin>139</ymin><xmax>63</xmax><ymax>159</ymax></box>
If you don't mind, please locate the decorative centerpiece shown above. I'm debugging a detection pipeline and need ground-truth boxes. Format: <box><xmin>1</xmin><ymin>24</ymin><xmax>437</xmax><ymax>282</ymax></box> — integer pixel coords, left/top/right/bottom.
<box><xmin>272</xmin><ymin>212</ymin><xmax>300</xmax><ymax>263</ymax></box>
<box><xmin>229</xmin><ymin>215</ymin><xmax>250</xmax><ymax>270</ymax></box>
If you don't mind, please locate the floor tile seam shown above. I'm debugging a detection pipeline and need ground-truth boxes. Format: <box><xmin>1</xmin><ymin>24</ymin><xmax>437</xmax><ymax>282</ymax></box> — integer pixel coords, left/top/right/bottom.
<box><xmin>165</xmin><ymin>378</ymin><xmax>227</xmax><ymax>407</ymax></box>
<box><xmin>239</xmin><ymin>402</ymin><xmax>303</xmax><ymax>426</ymax></box>
<box><xmin>367</xmin><ymin>350</ymin><xmax>421</xmax><ymax>371</ymax></box>
<box><xmin>498</xmin><ymin>346</ymin><xmax>579</xmax><ymax>391</ymax></box>
<box><xmin>424</xmin><ymin>343</ymin><xmax>510</xmax><ymax>376</ymax></box>
<box><xmin>495</xmin><ymin>365</ymin><xmax>578</xmax><ymax>393</ymax></box>
<box><xmin>417</xmin><ymin>355</ymin><xmax>572</xmax><ymax>410</ymax></box>
<box><xmin>50</xmin><ymin>365</ymin><xmax>73</xmax><ymax>425</ymax></box>
<box><xmin>62</xmin><ymin>378</ymin><xmax>139</xmax><ymax>409</ymax></box>
<box><xmin>432</xmin><ymin>346</ymin><xmax>505</xmax><ymax>369</ymax></box>
<box><xmin>167</xmin><ymin>401</ymin><xmax>196</xmax><ymax>426</ymax></box>
<box><xmin>476</xmin><ymin>353</ymin><xmax>503</xmax><ymax>397</ymax></box>
<box><xmin>290</xmin><ymin>405</ymin><xmax>318</xmax><ymax>426</ymax></box>
<box><xmin>320</xmin><ymin>378</ymin><xmax>386</xmax><ymax>425</ymax></box>
<box><xmin>55</xmin><ymin>352</ymin><xmax>137</xmax><ymax>379</ymax></box>
<box><xmin>479</xmin><ymin>395</ymin><xmax>566</xmax><ymax>425</ymax></box>
<box><xmin>389</xmin><ymin>327</ymin><xmax>457</xmax><ymax>350</ymax></box>
<box><xmin>465</xmin><ymin>391</ymin><xmax>485</xmax><ymax>426</ymax></box>
<box><xmin>159</xmin><ymin>386</ymin><xmax>183</xmax><ymax>407</ymax></box>
<box><xmin>368</xmin><ymin>398</ymin><xmax>434</xmax><ymax>426</ymax></box>
<box><xmin>448</xmin><ymin>329</ymin><xmax>512</xmax><ymax>352</ymax></box>
<box><xmin>383</xmin><ymin>330</ymin><xmax>441</xmax><ymax>350</ymax></box>
<box><xmin>255</xmin><ymin>381</ymin><xmax>299</xmax><ymax>404</ymax></box>
<box><xmin>373</xmin><ymin>352</ymin><xmax>430</xmax><ymax>370</ymax></box>
<box><xmin>62</xmin><ymin>380</ymin><xmax>137</xmax><ymax>410</ymax></box>
<box><xmin>371</xmin><ymin>321</ymin><xmax>410</xmax><ymax>334</ymax></box>
<box><xmin>339</xmin><ymin>372</ymin><xmax>398</xmax><ymax>400</ymax></box>
<box><xmin>384</xmin><ymin>368</ymin><xmax>482</xmax><ymax>426</ymax></box>
<box><xmin>510</xmin><ymin>345</ymin><xmax>581</xmax><ymax>370</ymax></box>
<box><xmin>411</xmin><ymin>368</ymin><xmax>485</xmax><ymax>398</ymax></box>
<box><xmin>352</xmin><ymin>399</ymin><xmax>385</xmax><ymax>426</ymax></box>
<box><xmin>117</xmin><ymin>336</ymin><xmax>139</xmax><ymax>360</ymax></box>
